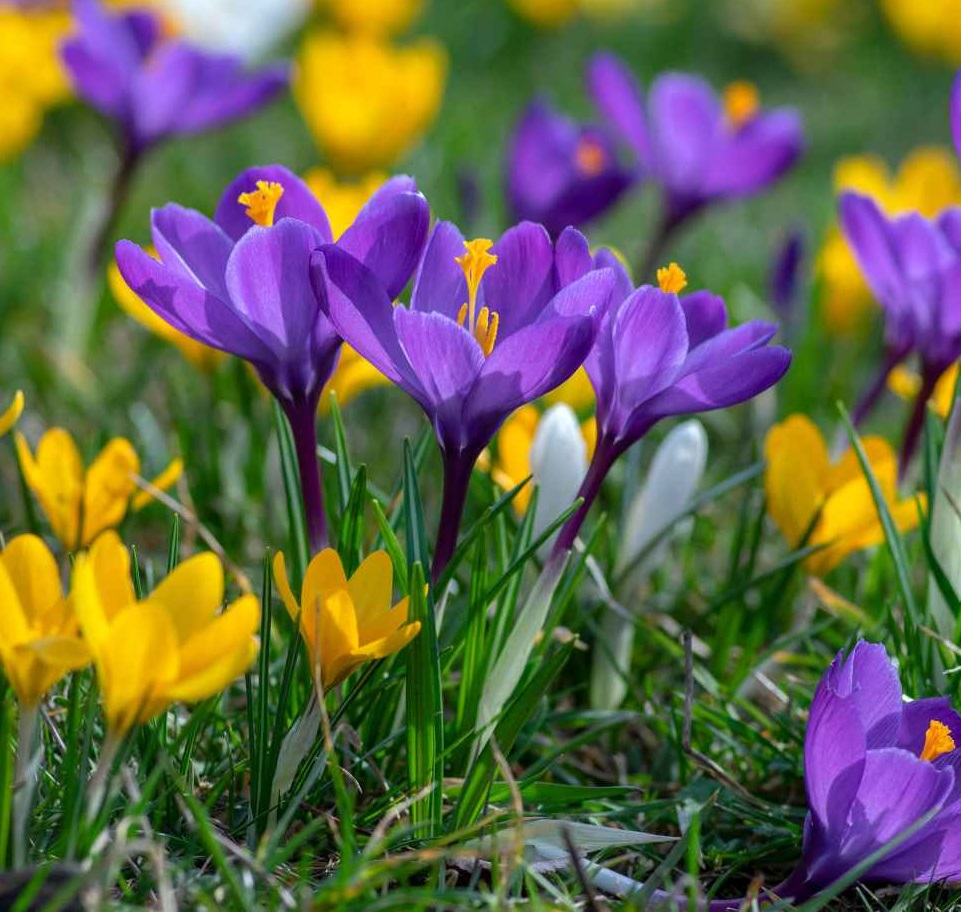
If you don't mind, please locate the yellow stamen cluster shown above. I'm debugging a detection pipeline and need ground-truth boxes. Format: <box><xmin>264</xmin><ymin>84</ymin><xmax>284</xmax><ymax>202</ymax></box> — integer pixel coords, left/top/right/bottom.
<box><xmin>238</xmin><ymin>181</ymin><xmax>285</xmax><ymax>227</ymax></box>
<box><xmin>657</xmin><ymin>262</ymin><xmax>688</xmax><ymax>295</ymax></box>
<box><xmin>723</xmin><ymin>80</ymin><xmax>760</xmax><ymax>129</ymax></box>
<box><xmin>574</xmin><ymin>137</ymin><xmax>607</xmax><ymax>177</ymax></box>
<box><xmin>920</xmin><ymin>719</ymin><xmax>956</xmax><ymax>762</ymax></box>
<box><xmin>455</xmin><ymin>238</ymin><xmax>500</xmax><ymax>356</ymax></box>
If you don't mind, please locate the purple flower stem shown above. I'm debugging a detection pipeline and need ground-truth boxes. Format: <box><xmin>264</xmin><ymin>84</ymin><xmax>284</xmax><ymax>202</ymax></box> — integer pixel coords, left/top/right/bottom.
<box><xmin>431</xmin><ymin>450</ymin><xmax>476</xmax><ymax>583</ymax></box>
<box><xmin>285</xmin><ymin>399</ymin><xmax>329</xmax><ymax>555</ymax></box>
<box><xmin>636</xmin><ymin>198</ymin><xmax>700</xmax><ymax>282</ymax></box>
<box><xmin>899</xmin><ymin>370</ymin><xmax>938</xmax><ymax>482</ymax></box>
<box><xmin>851</xmin><ymin>350</ymin><xmax>900</xmax><ymax>430</ymax></box>
<box><xmin>87</xmin><ymin>141</ymin><xmax>142</xmax><ymax>281</ymax></box>
<box><xmin>552</xmin><ymin>439</ymin><xmax>618</xmax><ymax>557</ymax></box>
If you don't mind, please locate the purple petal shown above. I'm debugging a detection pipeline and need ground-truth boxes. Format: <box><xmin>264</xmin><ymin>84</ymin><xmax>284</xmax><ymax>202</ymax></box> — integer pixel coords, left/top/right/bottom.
<box><xmin>938</xmin><ymin>208</ymin><xmax>961</xmax><ymax>253</ymax></box>
<box><xmin>586</xmin><ymin>52</ymin><xmax>652</xmax><ymax>166</ymax></box>
<box><xmin>681</xmin><ymin>291</ymin><xmax>728</xmax><ymax>348</ymax></box>
<box><xmin>554</xmin><ymin>227</ymin><xmax>596</xmax><ymax>286</ymax></box>
<box><xmin>151</xmin><ymin>204</ymin><xmax>233</xmax><ymax>302</ymax></box>
<box><xmin>838</xmin><ymin>192</ymin><xmax>905</xmax><ymax>308</ymax></box>
<box><xmin>594</xmin><ymin>247</ymin><xmax>634</xmax><ymax>302</ymax></box>
<box><xmin>338</xmin><ymin>187</ymin><xmax>431</xmax><ymax>300</ymax></box>
<box><xmin>215</xmin><ymin>165</ymin><xmax>333</xmax><ymax>243</ymax></box>
<box><xmin>411</xmin><ymin>221</ymin><xmax>469</xmax><ymax>320</ymax></box>
<box><xmin>833</xmin><ymin>641</ymin><xmax>905</xmax><ymax>748</ymax></box>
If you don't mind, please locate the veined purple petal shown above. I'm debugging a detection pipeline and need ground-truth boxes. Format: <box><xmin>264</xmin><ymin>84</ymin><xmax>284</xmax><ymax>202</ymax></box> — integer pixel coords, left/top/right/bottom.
<box><xmin>892</xmin><ymin>211</ymin><xmax>957</xmax><ymax>285</ymax></box>
<box><xmin>411</xmin><ymin>221</ymin><xmax>469</xmax><ymax>320</ymax></box>
<box><xmin>594</xmin><ymin>247</ymin><xmax>634</xmax><ymax>302</ymax></box>
<box><xmin>338</xmin><ymin>188</ymin><xmax>430</xmax><ymax>300</ymax></box>
<box><xmin>215</xmin><ymin>165</ymin><xmax>333</xmax><ymax>242</ymax></box>
<box><xmin>554</xmin><ymin>226</ymin><xmax>596</xmax><ymax>286</ymax></box>
<box><xmin>828</xmin><ymin>641</ymin><xmax>904</xmax><ymax>748</ymax></box>
<box><xmin>151</xmin><ymin>204</ymin><xmax>233</xmax><ymax>302</ymax></box>
<box><xmin>681</xmin><ymin>291</ymin><xmax>728</xmax><ymax>347</ymax></box>
<box><xmin>586</xmin><ymin>52</ymin><xmax>652</xmax><ymax>166</ymax></box>
<box><xmin>838</xmin><ymin>192</ymin><xmax>905</xmax><ymax>307</ymax></box>
<box><xmin>938</xmin><ymin>208</ymin><xmax>961</xmax><ymax>253</ymax></box>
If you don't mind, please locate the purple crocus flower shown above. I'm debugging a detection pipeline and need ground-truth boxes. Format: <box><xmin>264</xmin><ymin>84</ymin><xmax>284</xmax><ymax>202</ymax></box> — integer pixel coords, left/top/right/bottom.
<box><xmin>311</xmin><ymin>221</ymin><xmax>619</xmax><ymax>577</ymax></box>
<box><xmin>61</xmin><ymin>0</ymin><xmax>288</xmax><ymax>156</ymax></box>
<box><xmin>553</xmin><ymin>263</ymin><xmax>791</xmax><ymax>553</ymax></box>
<box><xmin>839</xmin><ymin>191</ymin><xmax>961</xmax><ymax>472</ymax></box>
<box><xmin>116</xmin><ymin>165</ymin><xmax>430</xmax><ymax>552</ymax></box>
<box><xmin>587</xmin><ymin>53</ymin><xmax>803</xmax><ymax>277</ymax></box>
<box><xmin>506</xmin><ymin>99</ymin><xmax>635</xmax><ymax>238</ymax></box>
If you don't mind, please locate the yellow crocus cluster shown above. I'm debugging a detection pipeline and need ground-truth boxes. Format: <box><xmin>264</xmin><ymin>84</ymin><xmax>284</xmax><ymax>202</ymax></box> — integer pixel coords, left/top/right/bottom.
<box><xmin>764</xmin><ymin>415</ymin><xmax>923</xmax><ymax>578</ymax></box>
<box><xmin>16</xmin><ymin>428</ymin><xmax>182</xmax><ymax>551</ymax></box>
<box><xmin>273</xmin><ymin>549</ymin><xmax>420</xmax><ymax>690</ymax></box>
<box><xmin>880</xmin><ymin>0</ymin><xmax>961</xmax><ymax>66</ymax></box>
<box><xmin>819</xmin><ymin>148</ymin><xmax>961</xmax><ymax>336</ymax></box>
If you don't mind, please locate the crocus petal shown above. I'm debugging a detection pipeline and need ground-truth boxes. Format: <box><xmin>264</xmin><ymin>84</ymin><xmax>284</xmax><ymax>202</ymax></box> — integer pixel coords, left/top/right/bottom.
<box><xmin>81</xmin><ymin>437</ymin><xmax>139</xmax><ymax>546</ymax></box>
<box><xmin>838</xmin><ymin>192</ymin><xmax>906</xmax><ymax>308</ymax></box>
<box><xmin>215</xmin><ymin>165</ymin><xmax>333</xmax><ymax>242</ymax></box>
<box><xmin>338</xmin><ymin>185</ymin><xmax>430</xmax><ymax>299</ymax></box>
<box><xmin>0</xmin><ymin>391</ymin><xmax>24</xmax><ymax>437</ymax></box>
<box><xmin>345</xmin><ymin>551</ymin><xmax>394</xmax><ymax>628</ymax></box>
<box><xmin>899</xmin><ymin>698</ymin><xmax>961</xmax><ymax>757</ymax></box>
<box><xmin>171</xmin><ymin>594</ymin><xmax>259</xmax><ymax>687</ymax></box>
<box><xmin>681</xmin><ymin>291</ymin><xmax>728</xmax><ymax>347</ymax></box>
<box><xmin>149</xmin><ymin>552</ymin><xmax>225</xmax><ymax>642</ymax></box>
<box><xmin>587</xmin><ymin>52</ymin><xmax>652</xmax><ymax>166</ymax></box>
<box><xmin>151</xmin><ymin>204</ymin><xmax>233</xmax><ymax>301</ymax></box>
<box><xmin>554</xmin><ymin>227</ymin><xmax>596</xmax><ymax>286</ymax></box>
<box><xmin>410</xmin><ymin>220</ymin><xmax>469</xmax><ymax>320</ymax></box>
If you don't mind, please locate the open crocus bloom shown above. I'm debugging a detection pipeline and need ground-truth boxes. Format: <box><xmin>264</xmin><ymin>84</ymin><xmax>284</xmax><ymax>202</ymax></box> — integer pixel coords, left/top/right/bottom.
<box><xmin>587</xmin><ymin>52</ymin><xmax>803</xmax><ymax>227</ymax></box>
<box><xmin>506</xmin><ymin>99</ymin><xmax>635</xmax><ymax>238</ymax></box>
<box><xmin>16</xmin><ymin>427</ymin><xmax>182</xmax><ymax>551</ymax></box>
<box><xmin>60</xmin><ymin>0</ymin><xmax>288</xmax><ymax>154</ymax></box>
<box><xmin>782</xmin><ymin>642</ymin><xmax>961</xmax><ymax>901</ymax></box>
<box><xmin>312</xmin><ymin>220</ymin><xmax>618</xmax><ymax>575</ymax></box>
<box><xmin>72</xmin><ymin>531</ymin><xmax>260</xmax><ymax>737</ymax></box>
<box><xmin>764</xmin><ymin>414</ymin><xmax>923</xmax><ymax>577</ymax></box>
<box><xmin>0</xmin><ymin>535</ymin><xmax>89</xmax><ymax>708</ymax></box>
<box><xmin>273</xmin><ymin>549</ymin><xmax>420</xmax><ymax>690</ymax></box>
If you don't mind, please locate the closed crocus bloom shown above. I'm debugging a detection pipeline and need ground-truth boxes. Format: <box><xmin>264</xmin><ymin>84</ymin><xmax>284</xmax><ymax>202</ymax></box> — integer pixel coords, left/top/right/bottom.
<box><xmin>0</xmin><ymin>391</ymin><xmax>24</xmax><ymax>436</ymax></box>
<box><xmin>0</xmin><ymin>535</ymin><xmax>89</xmax><ymax>708</ymax></box>
<box><xmin>881</xmin><ymin>0</ymin><xmax>961</xmax><ymax>65</ymax></box>
<box><xmin>587</xmin><ymin>53</ymin><xmax>804</xmax><ymax>229</ymax></box>
<box><xmin>554</xmin><ymin>263</ymin><xmax>791</xmax><ymax>553</ymax></box>
<box><xmin>313</xmin><ymin>222</ymin><xmax>619</xmax><ymax>576</ymax></box>
<box><xmin>764</xmin><ymin>415</ymin><xmax>922</xmax><ymax>578</ymax></box>
<box><xmin>72</xmin><ymin>531</ymin><xmax>259</xmax><ymax>736</ymax></box>
<box><xmin>108</xmin><ymin>257</ymin><xmax>225</xmax><ymax>372</ymax></box>
<box><xmin>839</xmin><ymin>192</ymin><xmax>961</xmax><ymax>470</ymax></box>
<box><xmin>116</xmin><ymin>164</ymin><xmax>430</xmax><ymax>551</ymax></box>
<box><xmin>776</xmin><ymin>642</ymin><xmax>961</xmax><ymax>902</ymax></box>
<box><xmin>61</xmin><ymin>0</ymin><xmax>288</xmax><ymax>155</ymax></box>
<box><xmin>295</xmin><ymin>31</ymin><xmax>446</xmax><ymax>175</ymax></box>
<box><xmin>322</xmin><ymin>0</ymin><xmax>425</xmax><ymax>35</ymax></box>
<box><xmin>15</xmin><ymin>428</ymin><xmax>182</xmax><ymax>551</ymax></box>
<box><xmin>819</xmin><ymin>149</ymin><xmax>961</xmax><ymax>337</ymax></box>
<box><xmin>273</xmin><ymin>549</ymin><xmax>420</xmax><ymax>690</ymax></box>
<box><xmin>506</xmin><ymin>100</ymin><xmax>635</xmax><ymax>238</ymax></box>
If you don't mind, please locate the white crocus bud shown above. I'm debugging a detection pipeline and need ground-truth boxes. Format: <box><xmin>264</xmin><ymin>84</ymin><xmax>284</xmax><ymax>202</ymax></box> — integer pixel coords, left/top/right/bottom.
<box><xmin>529</xmin><ymin>404</ymin><xmax>588</xmax><ymax>551</ymax></box>
<box><xmin>162</xmin><ymin>0</ymin><xmax>311</xmax><ymax>60</ymax></box>
<box><xmin>591</xmin><ymin>420</ymin><xmax>708</xmax><ymax>711</ymax></box>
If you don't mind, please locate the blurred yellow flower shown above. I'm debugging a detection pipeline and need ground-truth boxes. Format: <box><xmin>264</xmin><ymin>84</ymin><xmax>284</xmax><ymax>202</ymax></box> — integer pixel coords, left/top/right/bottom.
<box><xmin>15</xmin><ymin>428</ymin><xmax>183</xmax><ymax>551</ymax></box>
<box><xmin>0</xmin><ymin>6</ymin><xmax>72</xmax><ymax>160</ymax></box>
<box><xmin>322</xmin><ymin>0</ymin><xmax>424</xmax><ymax>35</ymax></box>
<box><xmin>273</xmin><ymin>548</ymin><xmax>420</xmax><ymax>690</ymax></box>
<box><xmin>889</xmin><ymin>363</ymin><xmax>959</xmax><ymax>420</ymax></box>
<box><xmin>764</xmin><ymin>414</ymin><xmax>923</xmax><ymax>577</ymax></box>
<box><xmin>0</xmin><ymin>535</ymin><xmax>90</xmax><ymax>708</ymax></box>
<box><xmin>303</xmin><ymin>168</ymin><xmax>387</xmax><ymax>240</ymax></box>
<box><xmin>0</xmin><ymin>391</ymin><xmax>24</xmax><ymax>437</ymax></box>
<box><xmin>108</xmin><ymin>257</ymin><xmax>225</xmax><ymax>372</ymax></box>
<box><xmin>881</xmin><ymin>0</ymin><xmax>961</xmax><ymax>65</ymax></box>
<box><xmin>819</xmin><ymin>148</ymin><xmax>961</xmax><ymax>336</ymax></box>
<box><xmin>295</xmin><ymin>31</ymin><xmax>446</xmax><ymax>175</ymax></box>
<box><xmin>72</xmin><ymin>531</ymin><xmax>259</xmax><ymax>735</ymax></box>
<box><xmin>544</xmin><ymin>368</ymin><xmax>595</xmax><ymax>414</ymax></box>
<box><xmin>320</xmin><ymin>345</ymin><xmax>388</xmax><ymax>412</ymax></box>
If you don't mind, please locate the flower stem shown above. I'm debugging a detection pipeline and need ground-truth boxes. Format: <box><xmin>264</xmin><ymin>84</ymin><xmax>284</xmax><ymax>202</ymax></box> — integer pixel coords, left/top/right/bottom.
<box><xmin>431</xmin><ymin>451</ymin><xmax>475</xmax><ymax>582</ymax></box>
<box><xmin>552</xmin><ymin>441</ymin><xmax>617</xmax><ymax>557</ymax></box>
<box><xmin>285</xmin><ymin>400</ymin><xmax>329</xmax><ymax>555</ymax></box>
<box><xmin>899</xmin><ymin>370</ymin><xmax>939</xmax><ymax>482</ymax></box>
<box><xmin>851</xmin><ymin>350</ymin><xmax>900</xmax><ymax>430</ymax></box>
<box><xmin>85</xmin><ymin>731</ymin><xmax>122</xmax><ymax>826</ymax></box>
<box><xmin>86</xmin><ymin>141</ymin><xmax>141</xmax><ymax>282</ymax></box>
<box><xmin>636</xmin><ymin>198</ymin><xmax>696</xmax><ymax>283</ymax></box>
<box><xmin>12</xmin><ymin>704</ymin><xmax>39</xmax><ymax>869</ymax></box>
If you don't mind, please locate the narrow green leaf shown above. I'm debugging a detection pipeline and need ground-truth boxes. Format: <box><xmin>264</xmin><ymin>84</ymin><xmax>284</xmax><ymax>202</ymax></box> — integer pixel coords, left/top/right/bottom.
<box><xmin>274</xmin><ymin>400</ymin><xmax>309</xmax><ymax>587</ymax></box>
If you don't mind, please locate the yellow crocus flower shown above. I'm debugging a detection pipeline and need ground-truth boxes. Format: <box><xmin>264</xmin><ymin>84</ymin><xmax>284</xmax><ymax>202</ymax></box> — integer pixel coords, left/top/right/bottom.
<box><xmin>71</xmin><ymin>531</ymin><xmax>259</xmax><ymax>736</ymax></box>
<box><xmin>322</xmin><ymin>0</ymin><xmax>425</xmax><ymax>35</ymax></box>
<box><xmin>273</xmin><ymin>549</ymin><xmax>420</xmax><ymax>690</ymax></box>
<box><xmin>295</xmin><ymin>31</ymin><xmax>446</xmax><ymax>175</ymax></box>
<box><xmin>15</xmin><ymin>428</ymin><xmax>183</xmax><ymax>551</ymax></box>
<box><xmin>108</xmin><ymin>257</ymin><xmax>225</xmax><ymax>372</ymax></box>
<box><xmin>0</xmin><ymin>535</ymin><xmax>89</xmax><ymax>708</ymax></box>
<box><xmin>0</xmin><ymin>391</ymin><xmax>24</xmax><ymax>437</ymax></box>
<box><xmin>819</xmin><ymin>148</ymin><xmax>961</xmax><ymax>336</ymax></box>
<box><xmin>889</xmin><ymin>363</ymin><xmax>959</xmax><ymax>420</ymax></box>
<box><xmin>320</xmin><ymin>345</ymin><xmax>389</xmax><ymax>412</ymax></box>
<box><xmin>764</xmin><ymin>415</ymin><xmax>924</xmax><ymax>578</ymax></box>
<box><xmin>880</xmin><ymin>0</ymin><xmax>961</xmax><ymax>65</ymax></box>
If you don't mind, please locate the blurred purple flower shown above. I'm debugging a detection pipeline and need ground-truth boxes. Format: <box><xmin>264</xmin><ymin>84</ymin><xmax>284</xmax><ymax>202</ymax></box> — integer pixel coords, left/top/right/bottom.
<box><xmin>587</xmin><ymin>53</ymin><xmax>803</xmax><ymax>276</ymax></box>
<box><xmin>768</xmin><ymin>228</ymin><xmax>806</xmax><ymax>327</ymax></box>
<box><xmin>61</xmin><ymin>0</ymin><xmax>288</xmax><ymax>155</ymax></box>
<box><xmin>506</xmin><ymin>99</ymin><xmax>635</xmax><ymax>238</ymax></box>
<box><xmin>554</xmin><ymin>262</ymin><xmax>790</xmax><ymax>553</ymax></box>
<box><xmin>839</xmin><ymin>191</ymin><xmax>961</xmax><ymax>471</ymax></box>
<box><xmin>312</xmin><ymin>221</ymin><xmax>618</xmax><ymax>576</ymax></box>
<box><xmin>116</xmin><ymin>165</ymin><xmax>430</xmax><ymax>551</ymax></box>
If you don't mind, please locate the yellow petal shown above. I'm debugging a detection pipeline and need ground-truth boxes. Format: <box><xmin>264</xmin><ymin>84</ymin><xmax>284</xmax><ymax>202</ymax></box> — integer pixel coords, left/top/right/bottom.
<box><xmin>85</xmin><ymin>530</ymin><xmax>137</xmax><ymax>621</ymax></box>
<box><xmin>347</xmin><ymin>551</ymin><xmax>394</xmax><ymax>628</ymax></box>
<box><xmin>131</xmin><ymin>457</ymin><xmax>183</xmax><ymax>511</ymax></box>
<box><xmin>0</xmin><ymin>534</ymin><xmax>63</xmax><ymax>630</ymax></box>
<box><xmin>17</xmin><ymin>428</ymin><xmax>83</xmax><ymax>550</ymax></box>
<box><xmin>301</xmin><ymin>549</ymin><xmax>350</xmax><ymax>648</ymax></box>
<box><xmin>356</xmin><ymin>596</ymin><xmax>411</xmax><ymax>645</ymax></box>
<box><xmin>272</xmin><ymin>551</ymin><xmax>304</xmax><ymax>626</ymax></box>
<box><xmin>828</xmin><ymin>437</ymin><xmax>897</xmax><ymax>492</ymax></box>
<box><xmin>0</xmin><ymin>390</ymin><xmax>24</xmax><ymax>437</ymax></box>
<box><xmin>148</xmin><ymin>552</ymin><xmax>224</xmax><ymax>643</ymax></box>
<box><xmin>0</xmin><ymin>557</ymin><xmax>31</xmax><ymax>647</ymax></box>
<box><xmin>320</xmin><ymin>345</ymin><xmax>388</xmax><ymax>411</ymax></box>
<box><xmin>493</xmin><ymin>405</ymin><xmax>539</xmax><ymax>513</ymax></box>
<box><xmin>543</xmin><ymin>367</ymin><xmax>595</xmax><ymax>413</ymax></box>
<box><xmin>325</xmin><ymin>620</ymin><xmax>421</xmax><ymax>687</ymax></box>
<box><xmin>81</xmin><ymin>437</ymin><xmax>139</xmax><ymax>547</ymax></box>
<box><xmin>318</xmin><ymin>589</ymin><xmax>360</xmax><ymax>688</ymax></box>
